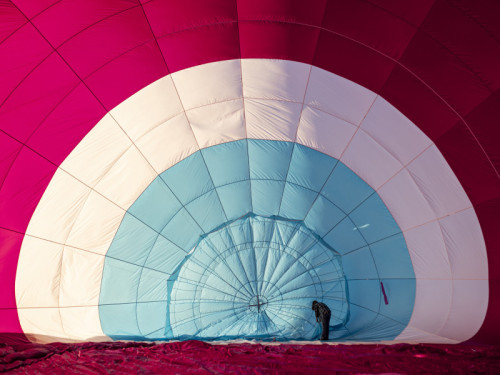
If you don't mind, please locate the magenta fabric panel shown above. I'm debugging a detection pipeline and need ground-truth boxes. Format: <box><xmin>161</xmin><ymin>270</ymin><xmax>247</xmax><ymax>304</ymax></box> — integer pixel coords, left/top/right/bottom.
<box><xmin>31</xmin><ymin>0</ymin><xmax>136</xmax><ymax>48</ymax></box>
<box><xmin>457</xmin><ymin>0</ymin><xmax>500</xmax><ymax>41</ymax></box>
<box><xmin>0</xmin><ymin>229</ymin><xmax>24</xmax><ymax>334</ymax></box>
<box><xmin>380</xmin><ymin>66</ymin><xmax>462</xmax><ymax>140</ymax></box>
<box><xmin>0</xmin><ymin>133</ymin><xmax>22</xmax><ymax>188</ymax></box>
<box><xmin>465</xmin><ymin>92</ymin><xmax>500</xmax><ymax>170</ymax></box>
<box><xmin>158</xmin><ymin>23</ymin><xmax>240</xmax><ymax>74</ymax></box>
<box><xmin>11</xmin><ymin>0</ymin><xmax>57</xmax><ymax>19</ymax></box>
<box><xmin>0</xmin><ymin>53</ymin><xmax>80</xmax><ymax>143</ymax></box>
<box><xmin>240</xmin><ymin>22</ymin><xmax>319</xmax><ymax>64</ymax></box>
<box><xmin>57</xmin><ymin>6</ymin><xmax>154</xmax><ymax>79</ymax></box>
<box><xmin>0</xmin><ymin>1</ymin><xmax>26</xmax><ymax>42</ymax></box>
<box><xmin>84</xmin><ymin>40</ymin><xmax>168</xmax><ymax>110</ymax></box>
<box><xmin>0</xmin><ymin>24</ymin><xmax>52</xmax><ymax>106</ymax></box>
<box><xmin>322</xmin><ymin>0</ymin><xmax>418</xmax><ymax>60</ymax></box>
<box><xmin>420</xmin><ymin>0</ymin><xmax>500</xmax><ymax>92</ymax></box>
<box><xmin>237</xmin><ymin>0</ymin><xmax>327</xmax><ymax>26</ymax></box>
<box><xmin>366</xmin><ymin>0</ymin><xmax>436</xmax><ymax>26</ymax></box>
<box><xmin>0</xmin><ymin>147</ymin><xmax>56</xmax><ymax>233</ymax></box>
<box><xmin>398</xmin><ymin>31</ymin><xmax>492</xmax><ymax>117</ymax></box>
<box><xmin>435</xmin><ymin>122</ymin><xmax>500</xmax><ymax>207</ymax></box>
<box><xmin>143</xmin><ymin>0</ymin><xmax>237</xmax><ymax>36</ymax></box>
<box><xmin>26</xmin><ymin>84</ymin><xmax>106</xmax><ymax>166</ymax></box>
<box><xmin>314</xmin><ymin>30</ymin><xmax>396</xmax><ymax>93</ymax></box>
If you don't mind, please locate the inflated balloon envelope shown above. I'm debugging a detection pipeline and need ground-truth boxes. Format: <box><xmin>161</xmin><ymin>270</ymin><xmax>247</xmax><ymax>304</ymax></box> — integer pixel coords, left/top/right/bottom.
<box><xmin>0</xmin><ymin>0</ymin><xmax>498</xmax><ymax>345</ymax></box>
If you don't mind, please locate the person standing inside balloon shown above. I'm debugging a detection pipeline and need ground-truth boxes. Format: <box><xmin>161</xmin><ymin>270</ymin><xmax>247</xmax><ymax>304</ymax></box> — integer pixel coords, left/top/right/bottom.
<box><xmin>312</xmin><ymin>300</ymin><xmax>331</xmax><ymax>340</ymax></box>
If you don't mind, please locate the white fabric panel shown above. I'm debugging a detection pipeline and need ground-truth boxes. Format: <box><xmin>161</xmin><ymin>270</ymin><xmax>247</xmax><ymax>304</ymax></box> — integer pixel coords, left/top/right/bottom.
<box><xmin>65</xmin><ymin>190</ymin><xmax>124</xmax><ymax>255</ymax></box>
<box><xmin>59</xmin><ymin>247</ymin><xmax>104</xmax><ymax>307</ymax></box>
<box><xmin>361</xmin><ymin>96</ymin><xmax>432</xmax><ymax>165</ymax></box>
<box><xmin>59</xmin><ymin>307</ymin><xmax>108</xmax><ymax>342</ymax></box>
<box><xmin>407</xmin><ymin>145</ymin><xmax>472</xmax><ymax>218</ymax></box>
<box><xmin>403</xmin><ymin>221</ymin><xmax>451</xmax><ymax>279</ymax></box>
<box><xmin>171</xmin><ymin>59</ymin><xmax>242</xmax><ymax>110</ymax></box>
<box><xmin>440</xmin><ymin>208</ymin><xmax>488</xmax><ymax>279</ymax></box>
<box><xmin>242</xmin><ymin>59</ymin><xmax>310</xmax><ymax>102</ymax></box>
<box><xmin>110</xmin><ymin>76</ymin><xmax>183</xmax><ymax>141</ymax></box>
<box><xmin>395</xmin><ymin>326</ymin><xmax>459</xmax><ymax>344</ymax></box>
<box><xmin>62</xmin><ymin>114</ymin><xmax>132</xmax><ymax>188</ymax></box>
<box><xmin>94</xmin><ymin>146</ymin><xmax>157</xmax><ymax>209</ymax></box>
<box><xmin>341</xmin><ymin>129</ymin><xmax>402</xmax><ymax>190</ymax></box>
<box><xmin>378</xmin><ymin>169</ymin><xmax>436</xmax><ymax>231</ymax></box>
<box><xmin>296</xmin><ymin>105</ymin><xmax>357</xmax><ymax>159</ymax></box>
<box><xmin>305</xmin><ymin>66</ymin><xmax>376</xmax><ymax>125</ymax></box>
<box><xmin>17</xmin><ymin>59</ymin><xmax>488</xmax><ymax>343</ymax></box>
<box><xmin>26</xmin><ymin>169</ymin><xmax>91</xmax><ymax>243</ymax></box>
<box><xmin>405</xmin><ymin>279</ymin><xmax>453</xmax><ymax>335</ymax></box>
<box><xmin>18</xmin><ymin>308</ymin><xmax>68</xmax><ymax>343</ymax></box>
<box><xmin>135</xmin><ymin>113</ymin><xmax>199</xmax><ymax>173</ymax></box>
<box><xmin>437</xmin><ymin>279</ymin><xmax>489</xmax><ymax>341</ymax></box>
<box><xmin>186</xmin><ymin>98</ymin><xmax>246</xmax><ymax>149</ymax></box>
<box><xmin>245</xmin><ymin>98</ymin><xmax>302</xmax><ymax>141</ymax></box>
<box><xmin>16</xmin><ymin>236</ymin><xmax>64</xmax><ymax>308</ymax></box>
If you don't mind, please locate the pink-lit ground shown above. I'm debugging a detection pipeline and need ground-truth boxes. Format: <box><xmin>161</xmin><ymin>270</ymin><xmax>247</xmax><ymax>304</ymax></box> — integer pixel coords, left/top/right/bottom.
<box><xmin>1</xmin><ymin>340</ymin><xmax>499</xmax><ymax>374</ymax></box>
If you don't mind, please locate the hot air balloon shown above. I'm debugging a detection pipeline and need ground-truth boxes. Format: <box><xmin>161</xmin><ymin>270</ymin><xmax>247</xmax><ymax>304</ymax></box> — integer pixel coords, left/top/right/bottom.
<box><xmin>0</xmin><ymin>0</ymin><xmax>498</xmax><ymax>348</ymax></box>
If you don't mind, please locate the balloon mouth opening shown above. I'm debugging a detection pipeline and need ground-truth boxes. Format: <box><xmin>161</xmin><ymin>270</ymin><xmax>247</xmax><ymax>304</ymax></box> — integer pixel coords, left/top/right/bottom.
<box><xmin>165</xmin><ymin>213</ymin><xmax>349</xmax><ymax>340</ymax></box>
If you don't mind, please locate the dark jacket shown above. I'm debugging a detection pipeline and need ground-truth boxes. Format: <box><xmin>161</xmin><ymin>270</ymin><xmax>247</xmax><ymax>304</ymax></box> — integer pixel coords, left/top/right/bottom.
<box><xmin>312</xmin><ymin>301</ymin><xmax>331</xmax><ymax>322</ymax></box>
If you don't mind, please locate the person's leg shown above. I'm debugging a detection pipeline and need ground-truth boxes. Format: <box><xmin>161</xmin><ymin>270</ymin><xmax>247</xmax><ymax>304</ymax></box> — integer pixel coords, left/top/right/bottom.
<box><xmin>320</xmin><ymin>313</ymin><xmax>330</xmax><ymax>340</ymax></box>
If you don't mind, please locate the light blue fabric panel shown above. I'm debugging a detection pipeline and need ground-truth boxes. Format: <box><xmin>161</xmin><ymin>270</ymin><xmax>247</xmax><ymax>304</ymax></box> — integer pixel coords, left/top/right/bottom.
<box><xmin>161</xmin><ymin>151</ymin><xmax>214</xmax><ymax>204</ymax></box>
<box><xmin>251</xmin><ymin>179</ymin><xmax>284</xmax><ymax>216</ymax></box>
<box><xmin>106</xmin><ymin>213</ymin><xmax>158</xmax><ymax>265</ymax></box>
<box><xmin>304</xmin><ymin>195</ymin><xmax>345</xmax><ymax>237</ymax></box>
<box><xmin>216</xmin><ymin>180</ymin><xmax>252</xmax><ymax>220</ymax></box>
<box><xmin>137</xmin><ymin>301</ymin><xmax>167</xmax><ymax>338</ymax></box>
<box><xmin>251</xmin><ymin>216</ymin><xmax>274</xmax><ymax>245</ymax></box>
<box><xmin>226</xmin><ymin>216</ymin><xmax>253</xmax><ymax>245</ymax></box>
<box><xmin>279</xmin><ymin>182</ymin><xmax>318</xmax><ymax>220</ymax></box>
<box><xmin>128</xmin><ymin>177</ymin><xmax>182</xmax><ymax>233</ymax></box>
<box><xmin>342</xmin><ymin>304</ymin><xmax>378</xmax><ymax>338</ymax></box>
<box><xmin>287</xmin><ymin>143</ymin><xmax>337</xmax><ymax>191</ymax></box>
<box><xmin>321</xmin><ymin>162</ymin><xmax>374</xmax><ymax>213</ymax></box>
<box><xmin>100</xmin><ymin>258</ymin><xmax>142</xmax><ymax>303</ymax></box>
<box><xmin>349</xmin><ymin>194</ymin><xmax>400</xmax><ymax>244</ymax></box>
<box><xmin>234</xmin><ymin>247</ymin><xmax>258</xmax><ymax>288</ymax></box>
<box><xmin>300</xmin><ymin>243</ymin><xmax>335</xmax><ymax>268</ymax></box>
<box><xmin>248</xmin><ymin>139</ymin><xmax>293</xmax><ymax>180</ymax></box>
<box><xmin>349</xmin><ymin>313</ymin><xmax>406</xmax><ymax>341</ymax></box>
<box><xmin>287</xmin><ymin>227</ymin><xmax>317</xmax><ymax>255</ymax></box>
<box><xmin>216</xmin><ymin>180</ymin><xmax>252</xmax><ymax>221</ymax></box>
<box><xmin>144</xmin><ymin>236</ymin><xmax>187</xmax><ymax>274</ymax></box>
<box><xmin>185</xmin><ymin>189</ymin><xmax>227</xmax><ymax>233</ymax></box>
<box><xmin>346</xmin><ymin>279</ymin><xmax>381</xmax><ymax>317</ymax></box>
<box><xmin>271</xmin><ymin>221</ymin><xmax>301</xmax><ymax>249</ymax></box>
<box><xmin>202</xmin><ymin>140</ymin><xmax>249</xmax><ymax>186</ymax></box>
<box><xmin>378</xmin><ymin>278</ymin><xmax>416</xmax><ymax>323</ymax></box>
<box><xmin>323</xmin><ymin>216</ymin><xmax>367</xmax><ymax>254</ymax></box>
<box><xmin>160</xmin><ymin>208</ymin><xmax>202</xmax><ymax>250</ymax></box>
<box><xmin>370</xmin><ymin>234</ymin><xmax>414</xmax><ymax>279</ymax></box>
<box><xmin>341</xmin><ymin>247</ymin><xmax>379</xmax><ymax>279</ymax></box>
<box><xmin>99</xmin><ymin>304</ymin><xmax>141</xmax><ymax>340</ymax></box>
<box><xmin>137</xmin><ymin>268</ymin><xmax>169</xmax><ymax>302</ymax></box>
<box><xmin>203</xmin><ymin>228</ymin><xmax>232</xmax><ymax>252</ymax></box>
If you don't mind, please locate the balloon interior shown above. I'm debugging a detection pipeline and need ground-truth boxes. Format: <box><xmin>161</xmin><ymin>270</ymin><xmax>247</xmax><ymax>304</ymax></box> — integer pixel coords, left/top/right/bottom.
<box><xmin>0</xmin><ymin>0</ymin><xmax>498</xmax><ymax>347</ymax></box>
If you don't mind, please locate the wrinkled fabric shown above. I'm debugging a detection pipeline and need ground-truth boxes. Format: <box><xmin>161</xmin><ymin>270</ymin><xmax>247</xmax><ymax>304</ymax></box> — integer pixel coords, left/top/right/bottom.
<box><xmin>1</xmin><ymin>341</ymin><xmax>499</xmax><ymax>374</ymax></box>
